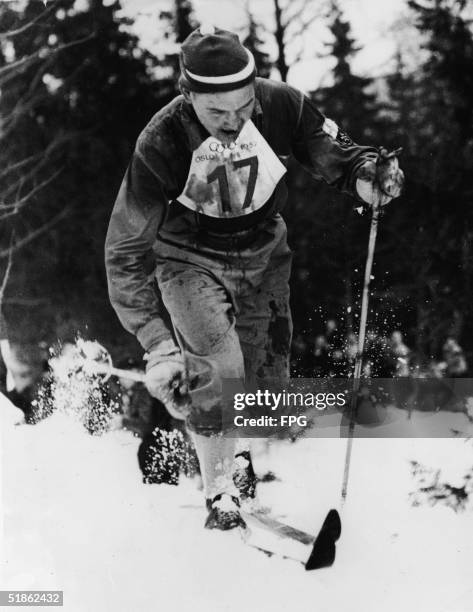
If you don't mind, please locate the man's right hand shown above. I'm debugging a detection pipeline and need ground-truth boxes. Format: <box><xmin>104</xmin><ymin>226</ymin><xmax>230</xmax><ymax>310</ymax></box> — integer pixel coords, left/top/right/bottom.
<box><xmin>144</xmin><ymin>340</ymin><xmax>189</xmax><ymax>419</ymax></box>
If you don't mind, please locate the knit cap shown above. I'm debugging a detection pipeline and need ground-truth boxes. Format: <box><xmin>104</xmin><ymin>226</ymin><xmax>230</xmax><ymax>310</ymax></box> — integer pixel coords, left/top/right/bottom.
<box><xmin>180</xmin><ymin>25</ymin><xmax>256</xmax><ymax>93</ymax></box>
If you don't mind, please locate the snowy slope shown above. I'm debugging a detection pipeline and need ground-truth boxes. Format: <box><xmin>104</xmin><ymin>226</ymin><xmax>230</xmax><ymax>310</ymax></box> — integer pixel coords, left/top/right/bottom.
<box><xmin>1</xmin><ymin>403</ymin><xmax>473</xmax><ymax>612</ymax></box>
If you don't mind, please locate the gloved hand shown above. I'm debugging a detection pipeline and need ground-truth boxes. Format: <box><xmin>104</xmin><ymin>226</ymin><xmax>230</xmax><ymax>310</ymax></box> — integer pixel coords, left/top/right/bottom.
<box><xmin>356</xmin><ymin>147</ymin><xmax>404</xmax><ymax>208</ymax></box>
<box><xmin>144</xmin><ymin>339</ymin><xmax>189</xmax><ymax>420</ymax></box>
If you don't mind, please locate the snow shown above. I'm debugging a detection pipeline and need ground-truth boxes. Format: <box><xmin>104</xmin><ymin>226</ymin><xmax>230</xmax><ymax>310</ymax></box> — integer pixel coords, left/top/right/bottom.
<box><xmin>0</xmin><ymin>392</ymin><xmax>25</xmax><ymax>428</ymax></box>
<box><xmin>1</xmin><ymin>406</ymin><xmax>473</xmax><ymax>612</ymax></box>
<box><xmin>234</xmin><ymin>454</ymin><xmax>249</xmax><ymax>469</ymax></box>
<box><xmin>212</xmin><ymin>493</ymin><xmax>238</xmax><ymax>512</ymax></box>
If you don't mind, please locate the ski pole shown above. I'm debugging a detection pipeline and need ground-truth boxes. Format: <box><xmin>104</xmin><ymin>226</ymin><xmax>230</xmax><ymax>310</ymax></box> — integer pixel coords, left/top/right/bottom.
<box><xmin>81</xmin><ymin>348</ymin><xmax>187</xmax><ymax>394</ymax></box>
<box><xmin>89</xmin><ymin>361</ymin><xmax>146</xmax><ymax>383</ymax></box>
<box><xmin>340</xmin><ymin>147</ymin><xmax>402</xmax><ymax>504</ymax></box>
<box><xmin>340</xmin><ymin>198</ymin><xmax>379</xmax><ymax>504</ymax></box>
<box><xmin>306</xmin><ymin>217</ymin><xmax>379</xmax><ymax>567</ymax></box>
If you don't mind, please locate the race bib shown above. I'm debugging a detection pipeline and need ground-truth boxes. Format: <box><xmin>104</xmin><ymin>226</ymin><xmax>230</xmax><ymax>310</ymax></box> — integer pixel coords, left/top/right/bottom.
<box><xmin>177</xmin><ymin>120</ymin><xmax>287</xmax><ymax>218</ymax></box>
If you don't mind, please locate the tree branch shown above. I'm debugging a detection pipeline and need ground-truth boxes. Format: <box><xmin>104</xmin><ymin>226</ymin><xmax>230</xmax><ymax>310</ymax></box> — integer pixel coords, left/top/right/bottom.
<box><xmin>282</xmin><ymin>2</ymin><xmax>310</xmax><ymax>29</ymax></box>
<box><xmin>0</xmin><ymin>85</ymin><xmax>54</xmax><ymax>141</ymax></box>
<box><xmin>286</xmin><ymin>10</ymin><xmax>324</xmax><ymax>42</ymax></box>
<box><xmin>0</xmin><ymin>33</ymin><xmax>95</xmax><ymax>82</ymax></box>
<box><xmin>0</xmin><ymin>1</ymin><xmax>58</xmax><ymax>42</ymax></box>
<box><xmin>0</xmin><ymin>166</ymin><xmax>65</xmax><ymax>218</ymax></box>
<box><xmin>2</xmin><ymin>154</ymin><xmax>54</xmax><ymax>200</ymax></box>
<box><xmin>0</xmin><ymin>206</ymin><xmax>73</xmax><ymax>259</ymax></box>
<box><xmin>273</xmin><ymin>0</ymin><xmax>289</xmax><ymax>82</ymax></box>
<box><xmin>0</xmin><ymin>232</ymin><xmax>15</xmax><ymax>304</ymax></box>
<box><xmin>0</xmin><ymin>151</ymin><xmax>44</xmax><ymax>180</ymax></box>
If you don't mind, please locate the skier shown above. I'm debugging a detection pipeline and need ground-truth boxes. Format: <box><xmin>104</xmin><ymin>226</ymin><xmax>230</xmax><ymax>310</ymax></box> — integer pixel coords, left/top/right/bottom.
<box><xmin>105</xmin><ymin>25</ymin><xmax>404</xmax><ymax>531</ymax></box>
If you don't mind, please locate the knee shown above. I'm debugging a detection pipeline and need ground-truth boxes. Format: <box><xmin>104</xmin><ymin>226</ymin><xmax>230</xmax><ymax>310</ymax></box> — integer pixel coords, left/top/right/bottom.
<box><xmin>186</xmin><ymin>351</ymin><xmax>243</xmax><ymax>398</ymax></box>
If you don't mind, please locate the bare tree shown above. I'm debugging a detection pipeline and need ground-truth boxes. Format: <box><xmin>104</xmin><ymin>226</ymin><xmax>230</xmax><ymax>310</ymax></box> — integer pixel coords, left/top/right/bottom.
<box><xmin>0</xmin><ymin>1</ymin><xmax>93</xmax><ymax>263</ymax></box>
<box><xmin>265</xmin><ymin>0</ymin><xmax>327</xmax><ymax>82</ymax></box>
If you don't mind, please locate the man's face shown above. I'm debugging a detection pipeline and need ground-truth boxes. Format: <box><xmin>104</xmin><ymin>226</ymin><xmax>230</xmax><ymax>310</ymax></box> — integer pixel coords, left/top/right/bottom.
<box><xmin>187</xmin><ymin>83</ymin><xmax>256</xmax><ymax>146</ymax></box>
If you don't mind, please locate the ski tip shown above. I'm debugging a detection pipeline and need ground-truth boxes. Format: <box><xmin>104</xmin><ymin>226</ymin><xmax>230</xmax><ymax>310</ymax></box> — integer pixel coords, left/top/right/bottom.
<box><xmin>325</xmin><ymin>509</ymin><xmax>342</xmax><ymax>540</ymax></box>
<box><xmin>305</xmin><ymin>509</ymin><xmax>341</xmax><ymax>571</ymax></box>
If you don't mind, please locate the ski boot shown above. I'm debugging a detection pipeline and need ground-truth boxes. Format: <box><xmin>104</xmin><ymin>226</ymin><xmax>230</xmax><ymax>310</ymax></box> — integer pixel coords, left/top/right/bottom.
<box><xmin>205</xmin><ymin>493</ymin><xmax>246</xmax><ymax>531</ymax></box>
<box><xmin>232</xmin><ymin>450</ymin><xmax>257</xmax><ymax>501</ymax></box>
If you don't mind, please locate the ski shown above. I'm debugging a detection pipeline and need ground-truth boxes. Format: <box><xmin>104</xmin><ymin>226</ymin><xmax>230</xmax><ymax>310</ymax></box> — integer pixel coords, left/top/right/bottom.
<box><xmin>239</xmin><ymin>508</ymin><xmax>341</xmax><ymax>570</ymax></box>
<box><xmin>181</xmin><ymin>502</ymin><xmax>341</xmax><ymax>570</ymax></box>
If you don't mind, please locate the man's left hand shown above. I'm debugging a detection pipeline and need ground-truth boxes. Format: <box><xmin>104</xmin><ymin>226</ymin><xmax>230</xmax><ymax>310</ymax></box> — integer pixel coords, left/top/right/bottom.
<box><xmin>356</xmin><ymin>148</ymin><xmax>404</xmax><ymax>208</ymax></box>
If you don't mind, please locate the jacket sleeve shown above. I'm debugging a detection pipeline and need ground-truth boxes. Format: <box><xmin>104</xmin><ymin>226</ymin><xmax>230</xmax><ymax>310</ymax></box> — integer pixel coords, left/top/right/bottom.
<box><xmin>105</xmin><ymin>140</ymin><xmax>173</xmax><ymax>352</ymax></box>
<box><xmin>291</xmin><ymin>91</ymin><xmax>378</xmax><ymax>200</ymax></box>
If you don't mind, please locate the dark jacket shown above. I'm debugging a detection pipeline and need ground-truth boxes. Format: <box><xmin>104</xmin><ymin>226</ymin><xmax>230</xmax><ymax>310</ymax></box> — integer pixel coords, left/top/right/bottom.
<box><xmin>105</xmin><ymin>78</ymin><xmax>378</xmax><ymax>351</ymax></box>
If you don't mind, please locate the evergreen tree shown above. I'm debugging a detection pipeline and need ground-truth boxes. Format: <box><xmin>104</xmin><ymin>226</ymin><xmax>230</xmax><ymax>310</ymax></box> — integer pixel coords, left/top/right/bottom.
<box><xmin>174</xmin><ymin>0</ymin><xmax>196</xmax><ymax>43</ymax></box>
<box><xmin>389</xmin><ymin>0</ymin><xmax>473</xmax><ymax>359</ymax></box>
<box><xmin>243</xmin><ymin>8</ymin><xmax>272</xmax><ymax>79</ymax></box>
<box><xmin>407</xmin><ymin>0</ymin><xmax>473</xmax><ymax>190</ymax></box>
<box><xmin>312</xmin><ymin>1</ymin><xmax>380</xmax><ymax>140</ymax></box>
<box><xmin>157</xmin><ymin>0</ymin><xmax>198</xmax><ymax>98</ymax></box>
<box><xmin>288</xmin><ymin>1</ymin><xmax>385</xmax><ymax>364</ymax></box>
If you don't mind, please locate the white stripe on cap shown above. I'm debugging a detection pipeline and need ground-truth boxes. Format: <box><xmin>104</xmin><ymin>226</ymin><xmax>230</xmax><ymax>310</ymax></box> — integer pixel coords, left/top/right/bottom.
<box><xmin>185</xmin><ymin>48</ymin><xmax>255</xmax><ymax>85</ymax></box>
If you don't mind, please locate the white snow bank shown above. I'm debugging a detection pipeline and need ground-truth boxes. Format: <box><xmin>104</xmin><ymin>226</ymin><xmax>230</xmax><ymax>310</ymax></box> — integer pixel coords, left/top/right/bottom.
<box><xmin>0</xmin><ymin>391</ymin><xmax>25</xmax><ymax>428</ymax></box>
<box><xmin>1</xmin><ymin>411</ymin><xmax>472</xmax><ymax>612</ymax></box>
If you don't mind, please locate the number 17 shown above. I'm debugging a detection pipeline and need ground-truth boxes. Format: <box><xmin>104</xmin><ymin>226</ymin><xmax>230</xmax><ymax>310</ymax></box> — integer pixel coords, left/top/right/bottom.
<box><xmin>207</xmin><ymin>156</ymin><xmax>259</xmax><ymax>213</ymax></box>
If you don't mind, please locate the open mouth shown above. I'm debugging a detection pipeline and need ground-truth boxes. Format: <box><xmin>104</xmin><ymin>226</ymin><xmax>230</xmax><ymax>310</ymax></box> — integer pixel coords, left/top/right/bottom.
<box><xmin>220</xmin><ymin>129</ymin><xmax>239</xmax><ymax>142</ymax></box>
